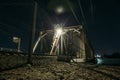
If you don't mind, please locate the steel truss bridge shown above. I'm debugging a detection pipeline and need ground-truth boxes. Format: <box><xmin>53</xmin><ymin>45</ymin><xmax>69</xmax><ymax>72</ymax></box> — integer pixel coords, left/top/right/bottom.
<box><xmin>33</xmin><ymin>25</ymin><xmax>94</xmax><ymax>62</ymax></box>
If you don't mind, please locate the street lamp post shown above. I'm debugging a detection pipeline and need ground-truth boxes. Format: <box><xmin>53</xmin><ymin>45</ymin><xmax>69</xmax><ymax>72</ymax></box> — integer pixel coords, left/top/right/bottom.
<box><xmin>50</xmin><ymin>26</ymin><xmax>63</xmax><ymax>55</ymax></box>
<box><xmin>56</xmin><ymin>27</ymin><xmax>63</xmax><ymax>55</ymax></box>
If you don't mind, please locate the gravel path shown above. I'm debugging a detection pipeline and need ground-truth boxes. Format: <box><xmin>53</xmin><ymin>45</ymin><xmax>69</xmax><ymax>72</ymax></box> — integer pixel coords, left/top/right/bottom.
<box><xmin>0</xmin><ymin>55</ymin><xmax>120</xmax><ymax>80</ymax></box>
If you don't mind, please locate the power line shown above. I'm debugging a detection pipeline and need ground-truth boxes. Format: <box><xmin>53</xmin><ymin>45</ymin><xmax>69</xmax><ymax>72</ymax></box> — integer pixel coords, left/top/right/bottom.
<box><xmin>67</xmin><ymin>0</ymin><xmax>80</xmax><ymax>24</ymax></box>
<box><xmin>90</xmin><ymin>0</ymin><xmax>94</xmax><ymax>23</ymax></box>
<box><xmin>77</xmin><ymin>0</ymin><xmax>88</xmax><ymax>27</ymax></box>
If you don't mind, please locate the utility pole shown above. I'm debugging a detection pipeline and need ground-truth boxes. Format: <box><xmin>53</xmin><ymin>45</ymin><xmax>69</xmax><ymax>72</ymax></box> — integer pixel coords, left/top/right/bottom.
<box><xmin>27</xmin><ymin>0</ymin><xmax>37</xmax><ymax>64</ymax></box>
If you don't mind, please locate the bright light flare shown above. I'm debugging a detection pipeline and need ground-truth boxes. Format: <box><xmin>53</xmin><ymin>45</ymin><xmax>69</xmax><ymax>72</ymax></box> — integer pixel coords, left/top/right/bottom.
<box><xmin>56</xmin><ymin>28</ymin><xmax>62</xmax><ymax>35</ymax></box>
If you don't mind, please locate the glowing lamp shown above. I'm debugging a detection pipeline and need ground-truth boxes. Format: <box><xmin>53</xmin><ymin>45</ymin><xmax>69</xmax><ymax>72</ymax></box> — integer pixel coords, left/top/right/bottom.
<box><xmin>55</xmin><ymin>6</ymin><xmax>64</xmax><ymax>14</ymax></box>
<box><xmin>56</xmin><ymin>28</ymin><xmax>62</xmax><ymax>35</ymax></box>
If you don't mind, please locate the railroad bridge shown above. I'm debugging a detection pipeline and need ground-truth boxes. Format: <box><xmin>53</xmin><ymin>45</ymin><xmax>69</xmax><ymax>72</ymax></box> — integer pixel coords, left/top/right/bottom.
<box><xmin>33</xmin><ymin>25</ymin><xmax>94</xmax><ymax>62</ymax></box>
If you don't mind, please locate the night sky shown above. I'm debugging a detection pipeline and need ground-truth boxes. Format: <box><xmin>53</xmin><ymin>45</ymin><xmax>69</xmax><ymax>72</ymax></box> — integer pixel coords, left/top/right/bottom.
<box><xmin>0</xmin><ymin>0</ymin><xmax>120</xmax><ymax>55</ymax></box>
